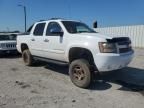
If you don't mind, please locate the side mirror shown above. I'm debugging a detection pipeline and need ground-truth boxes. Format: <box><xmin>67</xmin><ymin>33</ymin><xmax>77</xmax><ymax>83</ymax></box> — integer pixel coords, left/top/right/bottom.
<box><xmin>50</xmin><ymin>28</ymin><xmax>63</xmax><ymax>36</ymax></box>
<box><xmin>93</xmin><ymin>21</ymin><xmax>97</xmax><ymax>28</ymax></box>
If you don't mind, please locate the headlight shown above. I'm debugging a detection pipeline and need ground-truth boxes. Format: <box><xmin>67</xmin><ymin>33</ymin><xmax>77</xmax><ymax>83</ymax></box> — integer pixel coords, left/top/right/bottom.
<box><xmin>99</xmin><ymin>42</ymin><xmax>117</xmax><ymax>53</ymax></box>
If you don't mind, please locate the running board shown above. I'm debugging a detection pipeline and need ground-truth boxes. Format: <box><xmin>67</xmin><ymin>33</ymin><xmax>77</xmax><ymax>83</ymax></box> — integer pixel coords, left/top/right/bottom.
<box><xmin>33</xmin><ymin>56</ymin><xmax>69</xmax><ymax>65</ymax></box>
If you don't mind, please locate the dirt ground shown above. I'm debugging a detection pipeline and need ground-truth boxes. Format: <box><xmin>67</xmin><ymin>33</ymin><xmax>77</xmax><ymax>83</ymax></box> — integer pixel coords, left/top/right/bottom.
<box><xmin>0</xmin><ymin>48</ymin><xmax>144</xmax><ymax>108</ymax></box>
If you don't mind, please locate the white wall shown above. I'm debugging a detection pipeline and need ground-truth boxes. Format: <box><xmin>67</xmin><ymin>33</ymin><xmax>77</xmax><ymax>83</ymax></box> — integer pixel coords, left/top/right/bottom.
<box><xmin>94</xmin><ymin>25</ymin><xmax>144</xmax><ymax>48</ymax></box>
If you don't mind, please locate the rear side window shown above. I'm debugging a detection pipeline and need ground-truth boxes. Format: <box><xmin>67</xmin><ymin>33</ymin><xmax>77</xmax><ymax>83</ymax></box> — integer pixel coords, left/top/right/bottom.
<box><xmin>33</xmin><ymin>23</ymin><xmax>45</xmax><ymax>36</ymax></box>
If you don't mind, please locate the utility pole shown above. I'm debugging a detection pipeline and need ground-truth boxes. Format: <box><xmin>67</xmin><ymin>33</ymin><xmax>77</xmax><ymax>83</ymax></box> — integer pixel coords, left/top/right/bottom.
<box><xmin>18</xmin><ymin>5</ymin><xmax>27</xmax><ymax>32</ymax></box>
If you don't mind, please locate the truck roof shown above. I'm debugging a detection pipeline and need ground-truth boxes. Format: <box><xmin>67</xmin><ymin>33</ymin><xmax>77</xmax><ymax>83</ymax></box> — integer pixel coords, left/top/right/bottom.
<box><xmin>37</xmin><ymin>18</ymin><xmax>80</xmax><ymax>23</ymax></box>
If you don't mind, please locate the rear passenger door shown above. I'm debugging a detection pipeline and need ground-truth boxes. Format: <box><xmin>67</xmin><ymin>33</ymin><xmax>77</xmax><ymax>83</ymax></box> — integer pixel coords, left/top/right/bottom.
<box><xmin>30</xmin><ymin>22</ymin><xmax>46</xmax><ymax>57</ymax></box>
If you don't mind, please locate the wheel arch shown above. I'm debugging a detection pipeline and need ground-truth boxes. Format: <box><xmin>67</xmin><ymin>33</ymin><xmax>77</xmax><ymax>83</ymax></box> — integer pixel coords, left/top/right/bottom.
<box><xmin>68</xmin><ymin>47</ymin><xmax>95</xmax><ymax>65</ymax></box>
<box><xmin>21</xmin><ymin>43</ymin><xmax>29</xmax><ymax>52</ymax></box>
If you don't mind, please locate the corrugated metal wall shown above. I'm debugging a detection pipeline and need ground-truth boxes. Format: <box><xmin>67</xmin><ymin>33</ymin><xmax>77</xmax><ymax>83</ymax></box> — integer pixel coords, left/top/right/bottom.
<box><xmin>94</xmin><ymin>25</ymin><xmax>144</xmax><ymax>48</ymax></box>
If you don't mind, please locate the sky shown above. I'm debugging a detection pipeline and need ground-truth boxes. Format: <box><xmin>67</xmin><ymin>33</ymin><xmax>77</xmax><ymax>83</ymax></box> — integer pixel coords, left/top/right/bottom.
<box><xmin>0</xmin><ymin>0</ymin><xmax>144</xmax><ymax>32</ymax></box>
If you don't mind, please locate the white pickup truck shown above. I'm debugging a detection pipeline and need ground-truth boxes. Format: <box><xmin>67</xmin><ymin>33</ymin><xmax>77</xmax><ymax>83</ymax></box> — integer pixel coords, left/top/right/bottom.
<box><xmin>17</xmin><ymin>18</ymin><xmax>134</xmax><ymax>88</ymax></box>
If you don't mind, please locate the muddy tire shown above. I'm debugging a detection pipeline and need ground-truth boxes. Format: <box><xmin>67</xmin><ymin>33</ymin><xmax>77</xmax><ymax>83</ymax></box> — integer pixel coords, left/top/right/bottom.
<box><xmin>22</xmin><ymin>49</ymin><xmax>34</xmax><ymax>66</ymax></box>
<box><xmin>69</xmin><ymin>59</ymin><xmax>91</xmax><ymax>88</ymax></box>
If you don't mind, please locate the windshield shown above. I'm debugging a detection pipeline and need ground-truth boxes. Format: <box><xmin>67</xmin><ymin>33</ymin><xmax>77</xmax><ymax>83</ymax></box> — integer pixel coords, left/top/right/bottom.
<box><xmin>0</xmin><ymin>34</ymin><xmax>17</xmax><ymax>41</ymax></box>
<box><xmin>27</xmin><ymin>24</ymin><xmax>34</xmax><ymax>33</ymax></box>
<box><xmin>62</xmin><ymin>21</ymin><xmax>96</xmax><ymax>34</ymax></box>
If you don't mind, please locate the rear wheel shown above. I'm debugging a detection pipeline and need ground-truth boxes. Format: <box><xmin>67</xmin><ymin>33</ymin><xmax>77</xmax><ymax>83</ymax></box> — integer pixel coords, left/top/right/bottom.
<box><xmin>22</xmin><ymin>49</ymin><xmax>34</xmax><ymax>66</ymax></box>
<box><xmin>69</xmin><ymin>59</ymin><xmax>92</xmax><ymax>88</ymax></box>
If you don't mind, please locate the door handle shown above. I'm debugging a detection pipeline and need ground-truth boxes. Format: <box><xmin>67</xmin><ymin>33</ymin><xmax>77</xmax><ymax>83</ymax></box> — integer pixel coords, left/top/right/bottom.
<box><xmin>44</xmin><ymin>39</ymin><xmax>49</xmax><ymax>42</ymax></box>
<box><xmin>31</xmin><ymin>38</ymin><xmax>35</xmax><ymax>41</ymax></box>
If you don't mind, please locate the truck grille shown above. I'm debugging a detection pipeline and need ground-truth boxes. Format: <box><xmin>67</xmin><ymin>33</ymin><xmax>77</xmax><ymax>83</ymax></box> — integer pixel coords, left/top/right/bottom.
<box><xmin>118</xmin><ymin>41</ymin><xmax>130</xmax><ymax>45</ymax></box>
<box><xmin>117</xmin><ymin>40</ymin><xmax>132</xmax><ymax>53</ymax></box>
<box><xmin>107</xmin><ymin>37</ymin><xmax>132</xmax><ymax>53</ymax></box>
<box><xmin>119</xmin><ymin>47</ymin><xmax>132</xmax><ymax>53</ymax></box>
<box><xmin>1</xmin><ymin>43</ymin><xmax>16</xmax><ymax>49</ymax></box>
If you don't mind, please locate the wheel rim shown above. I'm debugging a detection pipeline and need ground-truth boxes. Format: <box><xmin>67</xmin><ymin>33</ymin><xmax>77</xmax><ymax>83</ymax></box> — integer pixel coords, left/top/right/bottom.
<box><xmin>23</xmin><ymin>52</ymin><xmax>28</xmax><ymax>63</ymax></box>
<box><xmin>73</xmin><ymin>65</ymin><xmax>85</xmax><ymax>81</ymax></box>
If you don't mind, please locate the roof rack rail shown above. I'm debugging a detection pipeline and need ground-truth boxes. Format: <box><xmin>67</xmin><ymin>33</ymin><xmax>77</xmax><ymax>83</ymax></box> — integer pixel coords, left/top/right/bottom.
<box><xmin>50</xmin><ymin>18</ymin><xmax>64</xmax><ymax>20</ymax></box>
<box><xmin>38</xmin><ymin>18</ymin><xmax>65</xmax><ymax>22</ymax></box>
<box><xmin>39</xmin><ymin>20</ymin><xmax>46</xmax><ymax>22</ymax></box>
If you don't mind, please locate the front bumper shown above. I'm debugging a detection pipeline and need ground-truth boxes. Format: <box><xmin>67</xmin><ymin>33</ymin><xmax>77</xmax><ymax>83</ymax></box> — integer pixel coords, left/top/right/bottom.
<box><xmin>0</xmin><ymin>49</ymin><xmax>18</xmax><ymax>55</ymax></box>
<box><xmin>94</xmin><ymin>51</ymin><xmax>134</xmax><ymax>72</ymax></box>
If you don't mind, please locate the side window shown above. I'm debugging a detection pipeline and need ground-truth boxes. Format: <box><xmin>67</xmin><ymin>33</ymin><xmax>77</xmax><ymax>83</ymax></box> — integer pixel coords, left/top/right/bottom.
<box><xmin>33</xmin><ymin>23</ymin><xmax>45</xmax><ymax>36</ymax></box>
<box><xmin>46</xmin><ymin>22</ymin><xmax>62</xmax><ymax>36</ymax></box>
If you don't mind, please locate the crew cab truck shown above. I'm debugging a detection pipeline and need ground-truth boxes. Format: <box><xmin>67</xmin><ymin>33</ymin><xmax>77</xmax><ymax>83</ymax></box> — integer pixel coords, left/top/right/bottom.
<box><xmin>17</xmin><ymin>18</ymin><xmax>134</xmax><ymax>88</ymax></box>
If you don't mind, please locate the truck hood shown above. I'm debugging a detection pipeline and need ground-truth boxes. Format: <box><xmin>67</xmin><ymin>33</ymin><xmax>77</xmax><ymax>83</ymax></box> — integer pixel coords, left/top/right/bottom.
<box><xmin>77</xmin><ymin>33</ymin><xmax>119</xmax><ymax>39</ymax></box>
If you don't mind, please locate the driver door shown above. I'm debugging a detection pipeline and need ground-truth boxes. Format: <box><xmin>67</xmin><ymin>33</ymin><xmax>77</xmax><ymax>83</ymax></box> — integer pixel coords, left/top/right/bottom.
<box><xmin>42</xmin><ymin>22</ymin><xmax>66</xmax><ymax>61</ymax></box>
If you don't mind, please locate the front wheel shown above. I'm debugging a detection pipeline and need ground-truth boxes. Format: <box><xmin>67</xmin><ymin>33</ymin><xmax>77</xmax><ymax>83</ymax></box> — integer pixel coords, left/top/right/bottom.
<box><xmin>69</xmin><ymin>59</ymin><xmax>92</xmax><ymax>88</ymax></box>
<box><xmin>22</xmin><ymin>49</ymin><xmax>34</xmax><ymax>66</ymax></box>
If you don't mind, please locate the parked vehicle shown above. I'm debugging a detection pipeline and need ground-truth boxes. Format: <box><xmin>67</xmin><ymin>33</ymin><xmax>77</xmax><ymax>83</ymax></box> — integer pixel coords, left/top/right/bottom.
<box><xmin>17</xmin><ymin>18</ymin><xmax>134</xmax><ymax>88</ymax></box>
<box><xmin>0</xmin><ymin>34</ymin><xmax>17</xmax><ymax>55</ymax></box>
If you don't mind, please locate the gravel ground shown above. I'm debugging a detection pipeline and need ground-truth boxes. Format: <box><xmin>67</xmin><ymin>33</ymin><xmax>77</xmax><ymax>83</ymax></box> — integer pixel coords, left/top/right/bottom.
<box><xmin>0</xmin><ymin>48</ymin><xmax>144</xmax><ymax>108</ymax></box>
